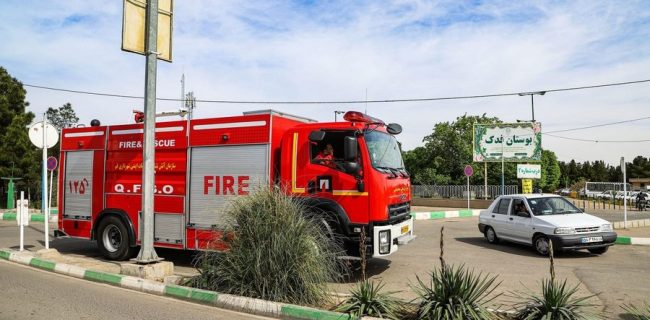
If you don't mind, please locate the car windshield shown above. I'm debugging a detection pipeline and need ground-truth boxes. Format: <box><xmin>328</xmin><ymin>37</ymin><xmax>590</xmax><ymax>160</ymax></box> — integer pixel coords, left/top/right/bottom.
<box><xmin>526</xmin><ymin>197</ymin><xmax>581</xmax><ymax>215</ymax></box>
<box><xmin>365</xmin><ymin>131</ymin><xmax>404</xmax><ymax>169</ymax></box>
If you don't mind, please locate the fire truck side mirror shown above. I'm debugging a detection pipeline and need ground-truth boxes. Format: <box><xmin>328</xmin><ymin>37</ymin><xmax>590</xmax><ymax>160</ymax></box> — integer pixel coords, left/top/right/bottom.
<box><xmin>343</xmin><ymin>136</ymin><xmax>357</xmax><ymax>162</ymax></box>
<box><xmin>308</xmin><ymin>130</ymin><xmax>325</xmax><ymax>142</ymax></box>
<box><xmin>341</xmin><ymin>162</ymin><xmax>360</xmax><ymax>176</ymax></box>
<box><xmin>386</xmin><ymin>123</ymin><xmax>402</xmax><ymax>135</ymax></box>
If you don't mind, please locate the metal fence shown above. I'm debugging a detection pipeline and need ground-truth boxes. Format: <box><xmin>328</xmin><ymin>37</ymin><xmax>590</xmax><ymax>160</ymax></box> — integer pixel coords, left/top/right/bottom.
<box><xmin>412</xmin><ymin>185</ymin><xmax>519</xmax><ymax>199</ymax></box>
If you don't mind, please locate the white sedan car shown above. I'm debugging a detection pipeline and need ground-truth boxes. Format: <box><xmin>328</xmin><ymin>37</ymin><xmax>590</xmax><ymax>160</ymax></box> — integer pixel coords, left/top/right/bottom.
<box><xmin>478</xmin><ymin>194</ymin><xmax>617</xmax><ymax>255</ymax></box>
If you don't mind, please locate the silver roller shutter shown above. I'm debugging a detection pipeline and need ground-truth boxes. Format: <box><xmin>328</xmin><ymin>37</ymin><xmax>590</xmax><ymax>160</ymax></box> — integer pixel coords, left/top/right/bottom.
<box><xmin>154</xmin><ymin>214</ymin><xmax>184</xmax><ymax>244</ymax></box>
<box><xmin>63</xmin><ymin>151</ymin><xmax>93</xmax><ymax>219</ymax></box>
<box><xmin>189</xmin><ymin>144</ymin><xmax>268</xmax><ymax>228</ymax></box>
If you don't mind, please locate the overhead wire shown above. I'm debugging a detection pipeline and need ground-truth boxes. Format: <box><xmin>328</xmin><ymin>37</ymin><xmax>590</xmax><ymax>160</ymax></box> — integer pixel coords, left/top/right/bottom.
<box><xmin>24</xmin><ymin>79</ymin><xmax>650</xmax><ymax>142</ymax></box>
<box><xmin>543</xmin><ymin>133</ymin><xmax>650</xmax><ymax>143</ymax></box>
<box><xmin>22</xmin><ymin>78</ymin><xmax>650</xmax><ymax>104</ymax></box>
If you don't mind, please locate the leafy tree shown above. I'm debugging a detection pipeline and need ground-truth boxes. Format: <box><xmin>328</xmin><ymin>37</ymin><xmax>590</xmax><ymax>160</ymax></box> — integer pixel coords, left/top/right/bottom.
<box><xmin>0</xmin><ymin>66</ymin><xmax>40</xmax><ymax>207</ymax></box>
<box><xmin>46</xmin><ymin>102</ymin><xmax>78</xmax><ymax>158</ymax></box>
<box><xmin>590</xmin><ymin>160</ymin><xmax>609</xmax><ymax>182</ymax></box>
<box><xmin>538</xmin><ymin>150</ymin><xmax>561</xmax><ymax>192</ymax></box>
<box><xmin>46</xmin><ymin>102</ymin><xmax>78</xmax><ymax>131</ymax></box>
<box><xmin>629</xmin><ymin>156</ymin><xmax>650</xmax><ymax>179</ymax></box>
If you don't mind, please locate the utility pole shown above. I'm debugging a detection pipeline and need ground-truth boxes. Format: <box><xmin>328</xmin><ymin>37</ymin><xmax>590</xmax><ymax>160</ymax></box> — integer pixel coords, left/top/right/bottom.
<box><xmin>180</xmin><ymin>73</ymin><xmax>185</xmax><ymax>112</ymax></box>
<box><xmin>135</xmin><ymin>0</ymin><xmax>161</xmax><ymax>263</ymax></box>
<box><xmin>186</xmin><ymin>91</ymin><xmax>196</xmax><ymax>120</ymax></box>
<box><xmin>518</xmin><ymin>91</ymin><xmax>546</xmax><ymax>122</ymax></box>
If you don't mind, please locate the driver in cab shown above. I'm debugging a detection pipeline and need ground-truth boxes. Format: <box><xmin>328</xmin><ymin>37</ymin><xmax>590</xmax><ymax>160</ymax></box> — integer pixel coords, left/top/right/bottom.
<box><xmin>315</xmin><ymin>143</ymin><xmax>336</xmax><ymax>169</ymax></box>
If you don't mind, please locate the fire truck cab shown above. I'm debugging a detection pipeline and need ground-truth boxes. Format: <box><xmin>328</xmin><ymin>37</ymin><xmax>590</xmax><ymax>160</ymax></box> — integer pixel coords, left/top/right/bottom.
<box><xmin>57</xmin><ymin>110</ymin><xmax>415</xmax><ymax>260</ymax></box>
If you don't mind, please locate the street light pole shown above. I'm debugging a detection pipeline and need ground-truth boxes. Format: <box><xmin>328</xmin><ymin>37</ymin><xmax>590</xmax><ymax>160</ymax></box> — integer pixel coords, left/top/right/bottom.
<box><xmin>518</xmin><ymin>91</ymin><xmax>546</xmax><ymax>122</ymax></box>
<box><xmin>334</xmin><ymin>110</ymin><xmax>345</xmax><ymax>122</ymax></box>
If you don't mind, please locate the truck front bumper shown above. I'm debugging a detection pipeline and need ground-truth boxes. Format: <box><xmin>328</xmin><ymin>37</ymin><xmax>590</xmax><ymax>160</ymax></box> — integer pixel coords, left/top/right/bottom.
<box><xmin>372</xmin><ymin>218</ymin><xmax>416</xmax><ymax>258</ymax></box>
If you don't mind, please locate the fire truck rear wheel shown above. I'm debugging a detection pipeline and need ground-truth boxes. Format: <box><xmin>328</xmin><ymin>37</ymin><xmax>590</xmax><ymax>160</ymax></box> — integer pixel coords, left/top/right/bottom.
<box><xmin>97</xmin><ymin>216</ymin><xmax>136</xmax><ymax>261</ymax></box>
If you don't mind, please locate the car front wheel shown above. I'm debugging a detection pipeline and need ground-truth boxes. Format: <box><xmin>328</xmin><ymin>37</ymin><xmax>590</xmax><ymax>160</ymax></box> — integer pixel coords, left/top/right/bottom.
<box><xmin>534</xmin><ymin>235</ymin><xmax>551</xmax><ymax>256</ymax></box>
<box><xmin>484</xmin><ymin>226</ymin><xmax>499</xmax><ymax>244</ymax></box>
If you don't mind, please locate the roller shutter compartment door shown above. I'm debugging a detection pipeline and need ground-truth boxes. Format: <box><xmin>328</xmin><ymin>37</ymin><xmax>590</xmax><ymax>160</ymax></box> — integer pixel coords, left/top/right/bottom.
<box><xmin>63</xmin><ymin>151</ymin><xmax>94</xmax><ymax>219</ymax></box>
<box><xmin>189</xmin><ymin>144</ymin><xmax>268</xmax><ymax>228</ymax></box>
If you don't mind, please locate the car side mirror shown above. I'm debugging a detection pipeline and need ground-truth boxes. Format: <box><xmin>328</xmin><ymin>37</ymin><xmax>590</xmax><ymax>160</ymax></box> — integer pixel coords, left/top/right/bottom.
<box><xmin>343</xmin><ymin>136</ymin><xmax>357</xmax><ymax>161</ymax></box>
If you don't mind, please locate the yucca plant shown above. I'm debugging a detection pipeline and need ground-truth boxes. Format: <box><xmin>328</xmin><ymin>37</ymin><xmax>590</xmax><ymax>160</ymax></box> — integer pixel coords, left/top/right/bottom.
<box><xmin>514</xmin><ymin>240</ymin><xmax>599</xmax><ymax>320</ymax></box>
<box><xmin>190</xmin><ymin>187</ymin><xmax>347</xmax><ymax>306</ymax></box>
<box><xmin>336</xmin><ymin>279</ymin><xmax>401</xmax><ymax>319</ymax></box>
<box><xmin>336</xmin><ymin>228</ymin><xmax>401</xmax><ymax>319</ymax></box>
<box><xmin>623</xmin><ymin>302</ymin><xmax>650</xmax><ymax>320</ymax></box>
<box><xmin>514</xmin><ymin>279</ymin><xmax>598</xmax><ymax>320</ymax></box>
<box><xmin>411</xmin><ymin>264</ymin><xmax>501</xmax><ymax>320</ymax></box>
<box><xmin>410</xmin><ymin>227</ymin><xmax>501</xmax><ymax>320</ymax></box>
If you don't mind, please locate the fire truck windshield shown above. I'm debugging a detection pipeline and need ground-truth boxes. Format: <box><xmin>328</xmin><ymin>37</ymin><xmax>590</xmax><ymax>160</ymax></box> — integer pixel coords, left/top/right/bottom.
<box><xmin>365</xmin><ymin>131</ymin><xmax>404</xmax><ymax>170</ymax></box>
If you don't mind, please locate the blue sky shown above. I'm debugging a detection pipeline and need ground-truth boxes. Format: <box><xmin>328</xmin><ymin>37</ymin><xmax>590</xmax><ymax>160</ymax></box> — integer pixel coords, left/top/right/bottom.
<box><xmin>1</xmin><ymin>0</ymin><xmax>649</xmax><ymax>164</ymax></box>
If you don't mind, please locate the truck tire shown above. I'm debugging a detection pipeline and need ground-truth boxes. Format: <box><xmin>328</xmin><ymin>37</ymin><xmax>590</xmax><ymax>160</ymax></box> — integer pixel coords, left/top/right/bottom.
<box><xmin>97</xmin><ymin>215</ymin><xmax>137</xmax><ymax>261</ymax></box>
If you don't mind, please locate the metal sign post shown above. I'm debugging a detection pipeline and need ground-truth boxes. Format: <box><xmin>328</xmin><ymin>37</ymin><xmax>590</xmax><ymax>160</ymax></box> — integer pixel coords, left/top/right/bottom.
<box><xmin>47</xmin><ymin>156</ymin><xmax>58</xmax><ymax>250</ymax></box>
<box><xmin>17</xmin><ymin>191</ymin><xmax>28</xmax><ymax>251</ymax></box>
<box><xmin>622</xmin><ymin>157</ymin><xmax>627</xmax><ymax>228</ymax></box>
<box><xmin>135</xmin><ymin>0</ymin><xmax>162</xmax><ymax>263</ymax></box>
<box><xmin>28</xmin><ymin>118</ymin><xmax>58</xmax><ymax>251</ymax></box>
<box><xmin>464</xmin><ymin>165</ymin><xmax>473</xmax><ymax>210</ymax></box>
<box><xmin>42</xmin><ymin>114</ymin><xmax>49</xmax><ymax>249</ymax></box>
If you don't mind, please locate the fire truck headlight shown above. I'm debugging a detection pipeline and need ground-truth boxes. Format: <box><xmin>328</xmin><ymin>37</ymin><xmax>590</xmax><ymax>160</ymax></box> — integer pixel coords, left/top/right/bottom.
<box><xmin>379</xmin><ymin>230</ymin><xmax>391</xmax><ymax>254</ymax></box>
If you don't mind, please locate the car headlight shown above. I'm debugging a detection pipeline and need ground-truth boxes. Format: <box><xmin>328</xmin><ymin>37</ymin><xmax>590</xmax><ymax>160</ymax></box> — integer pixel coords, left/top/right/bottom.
<box><xmin>601</xmin><ymin>224</ymin><xmax>613</xmax><ymax>232</ymax></box>
<box><xmin>379</xmin><ymin>230</ymin><xmax>391</xmax><ymax>254</ymax></box>
<box><xmin>554</xmin><ymin>227</ymin><xmax>576</xmax><ymax>235</ymax></box>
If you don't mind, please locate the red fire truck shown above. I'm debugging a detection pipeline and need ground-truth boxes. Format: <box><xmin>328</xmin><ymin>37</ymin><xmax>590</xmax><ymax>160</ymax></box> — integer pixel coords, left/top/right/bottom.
<box><xmin>56</xmin><ymin>110</ymin><xmax>415</xmax><ymax>260</ymax></box>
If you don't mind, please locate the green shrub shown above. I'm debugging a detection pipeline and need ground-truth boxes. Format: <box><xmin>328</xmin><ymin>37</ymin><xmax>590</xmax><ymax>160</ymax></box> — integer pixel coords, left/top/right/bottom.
<box><xmin>410</xmin><ymin>264</ymin><xmax>500</xmax><ymax>320</ymax></box>
<box><xmin>336</xmin><ymin>279</ymin><xmax>401</xmax><ymax>319</ymax></box>
<box><xmin>190</xmin><ymin>187</ymin><xmax>346</xmax><ymax>306</ymax></box>
<box><xmin>513</xmin><ymin>278</ymin><xmax>598</xmax><ymax>320</ymax></box>
<box><xmin>623</xmin><ymin>302</ymin><xmax>650</xmax><ymax>320</ymax></box>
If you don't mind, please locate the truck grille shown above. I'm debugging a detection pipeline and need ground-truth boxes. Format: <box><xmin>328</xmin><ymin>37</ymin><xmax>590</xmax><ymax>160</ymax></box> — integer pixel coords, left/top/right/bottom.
<box><xmin>575</xmin><ymin>226</ymin><xmax>600</xmax><ymax>233</ymax></box>
<box><xmin>388</xmin><ymin>202</ymin><xmax>410</xmax><ymax>218</ymax></box>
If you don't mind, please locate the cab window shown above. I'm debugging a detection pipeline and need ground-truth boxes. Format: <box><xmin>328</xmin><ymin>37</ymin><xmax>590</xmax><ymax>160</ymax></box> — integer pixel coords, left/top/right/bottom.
<box><xmin>310</xmin><ymin>131</ymin><xmax>358</xmax><ymax>170</ymax></box>
<box><xmin>511</xmin><ymin>199</ymin><xmax>530</xmax><ymax>217</ymax></box>
<box><xmin>493</xmin><ymin>199</ymin><xmax>510</xmax><ymax>215</ymax></box>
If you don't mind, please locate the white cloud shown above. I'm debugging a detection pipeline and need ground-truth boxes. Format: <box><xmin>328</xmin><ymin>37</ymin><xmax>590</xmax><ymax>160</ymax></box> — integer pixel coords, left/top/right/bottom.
<box><xmin>1</xmin><ymin>0</ymin><xmax>649</xmax><ymax>165</ymax></box>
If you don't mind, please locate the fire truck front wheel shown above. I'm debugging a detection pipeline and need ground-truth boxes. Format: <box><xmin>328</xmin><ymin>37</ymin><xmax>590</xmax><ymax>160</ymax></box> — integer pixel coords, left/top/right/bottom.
<box><xmin>97</xmin><ymin>216</ymin><xmax>137</xmax><ymax>260</ymax></box>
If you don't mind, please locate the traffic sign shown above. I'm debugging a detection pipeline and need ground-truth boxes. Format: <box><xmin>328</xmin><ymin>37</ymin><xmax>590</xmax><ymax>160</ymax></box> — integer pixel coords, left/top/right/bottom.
<box><xmin>464</xmin><ymin>165</ymin><xmax>474</xmax><ymax>177</ymax></box>
<box><xmin>47</xmin><ymin>156</ymin><xmax>58</xmax><ymax>171</ymax></box>
<box><xmin>28</xmin><ymin>121</ymin><xmax>58</xmax><ymax>149</ymax></box>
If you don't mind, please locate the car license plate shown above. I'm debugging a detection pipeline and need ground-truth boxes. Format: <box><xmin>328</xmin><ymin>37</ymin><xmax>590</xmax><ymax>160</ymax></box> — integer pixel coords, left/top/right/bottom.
<box><xmin>581</xmin><ymin>236</ymin><xmax>603</xmax><ymax>243</ymax></box>
<box><xmin>401</xmin><ymin>225</ymin><xmax>409</xmax><ymax>235</ymax></box>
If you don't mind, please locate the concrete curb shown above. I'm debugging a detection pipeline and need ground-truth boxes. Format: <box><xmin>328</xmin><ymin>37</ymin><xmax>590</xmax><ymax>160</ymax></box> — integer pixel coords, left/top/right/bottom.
<box><xmin>411</xmin><ymin>209</ymin><xmax>481</xmax><ymax>220</ymax></box>
<box><xmin>615</xmin><ymin>236</ymin><xmax>650</xmax><ymax>246</ymax></box>
<box><xmin>0</xmin><ymin>248</ymin><xmax>371</xmax><ymax>320</ymax></box>
<box><xmin>0</xmin><ymin>212</ymin><xmax>58</xmax><ymax>223</ymax></box>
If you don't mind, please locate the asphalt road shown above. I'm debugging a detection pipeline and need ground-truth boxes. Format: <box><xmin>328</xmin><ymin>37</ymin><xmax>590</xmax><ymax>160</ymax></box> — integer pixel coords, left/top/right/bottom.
<box><xmin>2</xmin><ymin>218</ymin><xmax>649</xmax><ymax>319</ymax></box>
<box><xmin>334</xmin><ymin>217</ymin><xmax>650</xmax><ymax>319</ymax></box>
<box><xmin>0</xmin><ymin>259</ymin><xmax>271</xmax><ymax>320</ymax></box>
